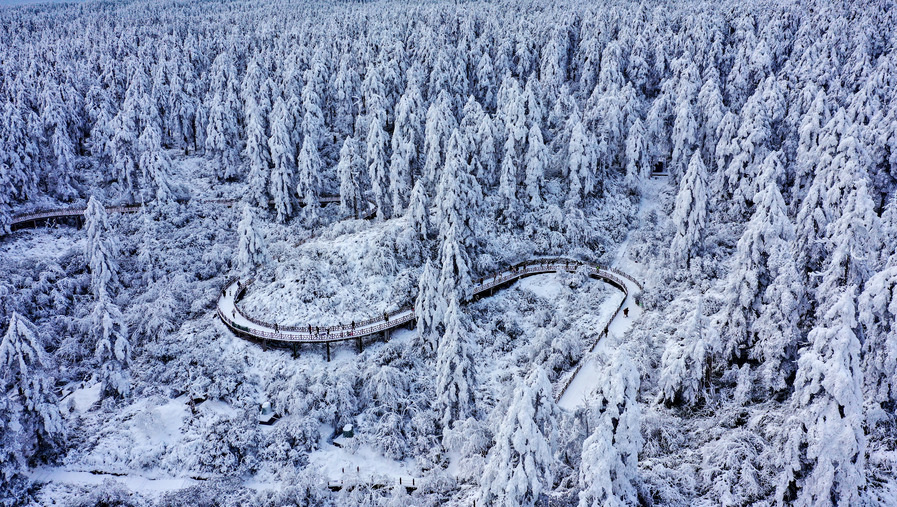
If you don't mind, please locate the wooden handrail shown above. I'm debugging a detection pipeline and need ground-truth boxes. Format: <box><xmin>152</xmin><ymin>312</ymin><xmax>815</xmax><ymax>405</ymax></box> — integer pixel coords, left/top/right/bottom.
<box><xmin>218</xmin><ymin>258</ymin><xmax>642</xmax><ymax>348</ymax></box>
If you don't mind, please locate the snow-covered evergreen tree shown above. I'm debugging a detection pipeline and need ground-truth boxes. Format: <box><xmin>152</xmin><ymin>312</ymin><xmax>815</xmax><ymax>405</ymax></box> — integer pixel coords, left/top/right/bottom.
<box><xmin>567</xmin><ymin>118</ymin><xmax>597</xmax><ymax>206</ymax></box>
<box><xmin>243</xmin><ymin>99</ymin><xmax>271</xmax><ymax>209</ymax></box>
<box><xmin>0</xmin><ymin>168</ymin><xmax>12</xmax><ymax>235</ymax></box>
<box><xmin>816</xmin><ymin>166</ymin><xmax>880</xmax><ymax>300</ymax></box>
<box><xmin>367</xmin><ymin>105</ymin><xmax>391</xmax><ymax>220</ymax></box>
<box><xmin>499</xmin><ymin>79</ymin><xmax>527</xmax><ymax>208</ymax></box>
<box><xmin>658</xmin><ymin>297</ymin><xmax>710</xmax><ymax>407</ymax></box>
<box><xmin>296</xmin><ymin>136</ymin><xmax>322</xmax><ymax>221</ymax></box>
<box><xmin>579</xmin><ymin>350</ymin><xmax>642</xmax><ymax>507</ymax></box>
<box><xmin>696</xmin><ymin>76</ymin><xmax>725</xmax><ymax>163</ymax></box>
<box><xmin>414</xmin><ymin>259</ymin><xmax>443</xmax><ymax>355</ymax></box>
<box><xmin>779</xmin><ymin>288</ymin><xmax>865</xmax><ymax>506</ymax></box>
<box><xmin>422</xmin><ymin>91</ymin><xmax>457</xmax><ymax>189</ymax></box>
<box><xmin>475</xmin><ymin>113</ymin><xmax>498</xmax><ymax>187</ymax></box>
<box><xmin>480</xmin><ymin>366</ymin><xmax>558</xmax><ymax>507</ymax></box>
<box><xmin>41</xmin><ymin>82</ymin><xmax>79</xmax><ymax>201</ymax></box>
<box><xmin>715</xmin><ymin>157</ymin><xmax>802</xmax><ymax>395</ymax></box>
<box><xmin>435</xmin><ymin>296</ymin><xmax>476</xmax><ymax>434</ymax></box>
<box><xmin>859</xmin><ymin>249</ymin><xmax>897</xmax><ymax>408</ymax></box>
<box><xmin>236</xmin><ymin>204</ymin><xmax>270</xmax><ymax>276</ymax></box>
<box><xmin>108</xmin><ymin>98</ymin><xmax>140</xmax><ymax>199</ymax></box>
<box><xmin>438</xmin><ymin>221</ymin><xmax>472</xmax><ymax>303</ymax></box>
<box><xmin>524</xmin><ymin>124</ymin><xmax>548</xmax><ymax>207</ymax></box>
<box><xmin>0</xmin><ymin>390</ymin><xmax>30</xmax><ymax>504</ymax></box>
<box><xmin>407</xmin><ymin>180</ymin><xmax>431</xmax><ymax>242</ymax></box>
<box><xmin>268</xmin><ymin>97</ymin><xmax>296</xmax><ymax>223</ymax></box>
<box><xmin>670</xmin><ymin>151</ymin><xmax>708</xmax><ymax>268</ymax></box>
<box><xmin>84</xmin><ymin>196</ymin><xmax>130</xmax><ymax>398</ymax></box>
<box><xmin>389</xmin><ymin>82</ymin><xmax>424</xmax><ymax>214</ymax></box>
<box><xmin>337</xmin><ymin>136</ymin><xmax>364</xmax><ymax>219</ymax></box>
<box><xmin>204</xmin><ymin>52</ymin><xmax>242</xmax><ymax>179</ymax></box>
<box><xmin>670</xmin><ymin>93</ymin><xmax>698</xmax><ymax>183</ymax></box>
<box><xmin>137</xmin><ymin>123</ymin><xmax>178</xmax><ymax>205</ymax></box>
<box><xmin>1</xmin><ymin>312</ymin><xmax>64</xmax><ymax>491</ymax></box>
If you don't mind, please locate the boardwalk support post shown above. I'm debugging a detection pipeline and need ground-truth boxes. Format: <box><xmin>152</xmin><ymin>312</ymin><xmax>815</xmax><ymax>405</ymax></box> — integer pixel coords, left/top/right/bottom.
<box><xmin>357</xmin><ymin>336</ymin><xmax>363</xmax><ymax>352</ymax></box>
<box><xmin>326</xmin><ymin>342</ymin><xmax>331</xmax><ymax>362</ymax></box>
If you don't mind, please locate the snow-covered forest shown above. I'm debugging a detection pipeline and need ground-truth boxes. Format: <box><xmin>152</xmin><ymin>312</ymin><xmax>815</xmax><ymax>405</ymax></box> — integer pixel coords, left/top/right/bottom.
<box><xmin>1</xmin><ymin>0</ymin><xmax>896</xmax><ymax>504</ymax></box>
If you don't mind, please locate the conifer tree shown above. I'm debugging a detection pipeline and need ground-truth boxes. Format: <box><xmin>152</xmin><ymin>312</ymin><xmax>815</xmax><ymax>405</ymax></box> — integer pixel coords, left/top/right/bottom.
<box><xmin>780</xmin><ymin>288</ymin><xmax>865</xmax><ymax>506</ymax></box>
<box><xmin>205</xmin><ymin>52</ymin><xmax>242</xmax><ymax>179</ymax></box>
<box><xmin>268</xmin><ymin>97</ymin><xmax>296</xmax><ymax>223</ymax></box>
<box><xmin>624</xmin><ymin>118</ymin><xmax>648</xmax><ymax>195</ymax></box>
<box><xmin>579</xmin><ymin>351</ymin><xmax>642</xmax><ymax>507</ymax></box>
<box><xmin>367</xmin><ymin>105</ymin><xmax>391</xmax><ymax>219</ymax></box>
<box><xmin>138</xmin><ymin>123</ymin><xmax>177</xmax><ymax>205</ymax></box>
<box><xmin>407</xmin><ymin>180</ymin><xmax>431</xmax><ymax>242</ymax></box>
<box><xmin>389</xmin><ymin>83</ymin><xmax>424</xmax><ymax>214</ymax></box>
<box><xmin>716</xmin><ymin>159</ymin><xmax>803</xmax><ymax>395</ymax></box>
<box><xmin>41</xmin><ymin>82</ymin><xmax>79</xmax><ymax>201</ymax></box>
<box><xmin>236</xmin><ymin>204</ymin><xmax>270</xmax><ymax>276</ymax></box>
<box><xmin>1</xmin><ymin>312</ymin><xmax>64</xmax><ymax>465</ymax></box>
<box><xmin>338</xmin><ymin>136</ymin><xmax>363</xmax><ymax>219</ymax></box>
<box><xmin>567</xmin><ymin>119</ymin><xmax>597</xmax><ymax>206</ymax></box>
<box><xmin>475</xmin><ymin>113</ymin><xmax>498</xmax><ymax>187</ymax></box>
<box><xmin>480</xmin><ymin>366</ymin><xmax>557</xmax><ymax>507</ymax></box>
<box><xmin>435</xmin><ymin>296</ymin><xmax>476</xmax><ymax>433</ymax></box>
<box><xmin>859</xmin><ymin>253</ymin><xmax>897</xmax><ymax>407</ymax></box>
<box><xmin>524</xmin><ymin>124</ymin><xmax>548</xmax><ymax>207</ymax></box>
<box><xmin>670</xmin><ymin>151</ymin><xmax>708</xmax><ymax>268</ymax></box>
<box><xmin>414</xmin><ymin>259</ymin><xmax>443</xmax><ymax>356</ymax></box>
<box><xmin>85</xmin><ymin>197</ymin><xmax>130</xmax><ymax>399</ymax></box>
<box><xmin>244</xmin><ymin>99</ymin><xmax>271</xmax><ymax>208</ymax></box>
<box><xmin>423</xmin><ymin>91</ymin><xmax>457</xmax><ymax>189</ymax></box>
<box><xmin>296</xmin><ymin>135</ymin><xmax>322</xmax><ymax>221</ymax></box>
<box><xmin>657</xmin><ymin>297</ymin><xmax>710</xmax><ymax>407</ymax></box>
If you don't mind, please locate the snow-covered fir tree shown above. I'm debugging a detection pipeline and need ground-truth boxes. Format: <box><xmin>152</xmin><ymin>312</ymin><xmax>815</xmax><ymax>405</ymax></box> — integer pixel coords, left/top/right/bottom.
<box><xmin>670</xmin><ymin>151</ymin><xmax>708</xmax><ymax>269</ymax></box>
<box><xmin>367</xmin><ymin>105</ymin><xmax>391</xmax><ymax>220</ymax></box>
<box><xmin>780</xmin><ymin>288</ymin><xmax>865</xmax><ymax>506</ymax></box>
<box><xmin>236</xmin><ymin>204</ymin><xmax>270</xmax><ymax>276</ymax></box>
<box><xmin>480</xmin><ymin>366</ymin><xmax>558</xmax><ymax>507</ymax></box>
<box><xmin>578</xmin><ymin>350</ymin><xmax>642</xmax><ymax>507</ymax></box>
<box><xmin>84</xmin><ymin>196</ymin><xmax>130</xmax><ymax>398</ymax></box>
<box><xmin>1</xmin><ymin>312</ymin><xmax>64</xmax><ymax>503</ymax></box>
<box><xmin>337</xmin><ymin>136</ymin><xmax>364</xmax><ymax>219</ymax></box>
<box><xmin>434</xmin><ymin>296</ymin><xmax>476</xmax><ymax>434</ymax></box>
<box><xmin>268</xmin><ymin>97</ymin><xmax>296</xmax><ymax>223</ymax></box>
<box><xmin>524</xmin><ymin>123</ymin><xmax>548</xmax><ymax>207</ymax></box>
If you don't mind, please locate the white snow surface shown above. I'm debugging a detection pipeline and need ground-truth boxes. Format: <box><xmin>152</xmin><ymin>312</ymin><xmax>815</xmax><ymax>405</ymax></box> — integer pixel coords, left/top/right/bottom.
<box><xmin>29</xmin><ymin>468</ymin><xmax>203</xmax><ymax>496</ymax></box>
<box><xmin>63</xmin><ymin>382</ymin><xmax>102</xmax><ymax>413</ymax></box>
<box><xmin>309</xmin><ymin>443</ymin><xmax>421</xmax><ymax>486</ymax></box>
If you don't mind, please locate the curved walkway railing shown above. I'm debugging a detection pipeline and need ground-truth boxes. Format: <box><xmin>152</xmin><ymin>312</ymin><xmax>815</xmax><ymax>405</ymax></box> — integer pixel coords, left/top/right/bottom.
<box><xmin>217</xmin><ymin>258</ymin><xmax>641</xmax><ymax>347</ymax></box>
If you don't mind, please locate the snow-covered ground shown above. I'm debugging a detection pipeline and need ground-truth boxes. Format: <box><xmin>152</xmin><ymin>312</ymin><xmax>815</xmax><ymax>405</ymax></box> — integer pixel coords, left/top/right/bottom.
<box><xmin>557</xmin><ymin>290</ymin><xmax>631</xmax><ymax>410</ymax></box>
<box><xmin>309</xmin><ymin>442</ymin><xmax>420</xmax><ymax>486</ymax></box>
<box><xmin>29</xmin><ymin>468</ymin><xmax>204</xmax><ymax>497</ymax></box>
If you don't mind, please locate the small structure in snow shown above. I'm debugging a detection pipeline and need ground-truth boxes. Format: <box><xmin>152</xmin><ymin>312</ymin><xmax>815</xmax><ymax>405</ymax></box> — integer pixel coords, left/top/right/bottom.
<box><xmin>342</xmin><ymin>424</ymin><xmax>354</xmax><ymax>438</ymax></box>
<box><xmin>259</xmin><ymin>401</ymin><xmax>276</xmax><ymax>425</ymax></box>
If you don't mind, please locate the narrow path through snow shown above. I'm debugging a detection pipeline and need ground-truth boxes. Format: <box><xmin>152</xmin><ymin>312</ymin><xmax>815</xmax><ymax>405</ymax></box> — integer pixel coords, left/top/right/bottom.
<box><xmin>558</xmin><ymin>176</ymin><xmax>665</xmax><ymax>409</ymax></box>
